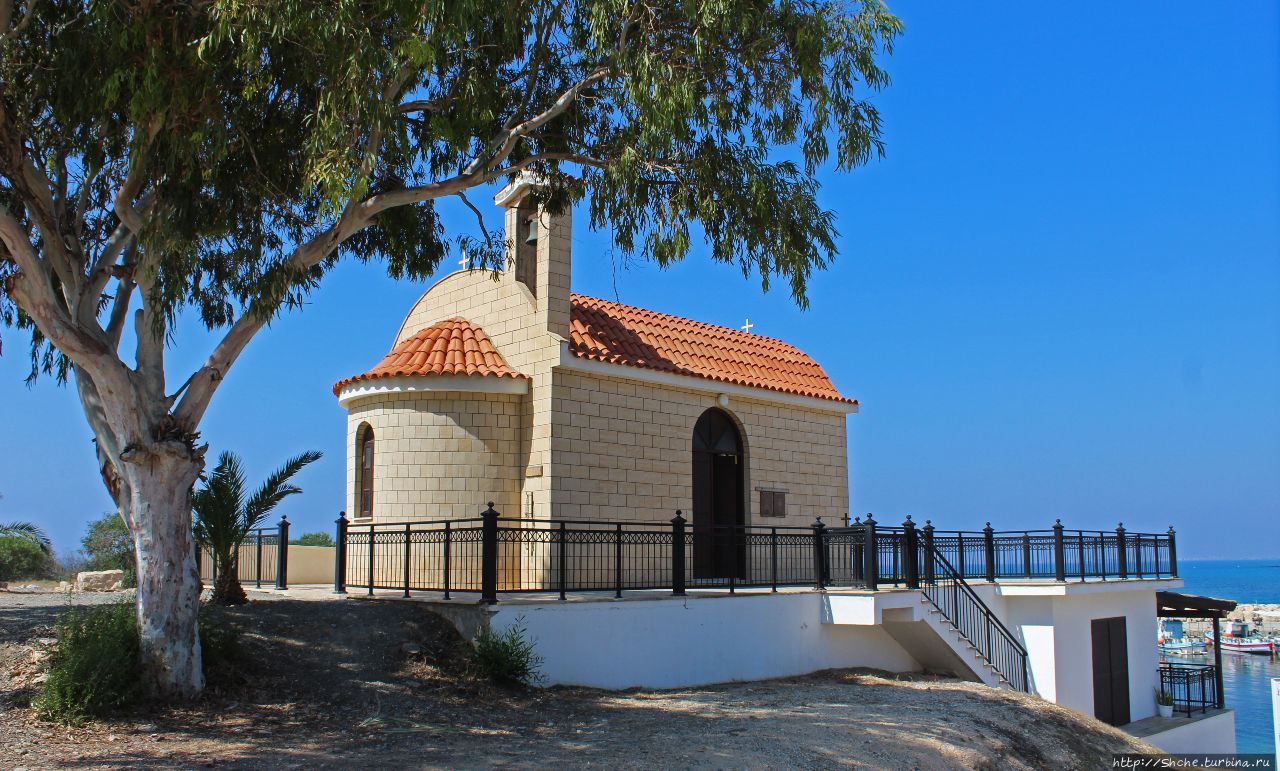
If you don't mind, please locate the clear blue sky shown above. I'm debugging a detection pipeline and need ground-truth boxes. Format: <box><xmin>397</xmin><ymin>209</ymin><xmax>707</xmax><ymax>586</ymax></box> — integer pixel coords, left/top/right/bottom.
<box><xmin>2</xmin><ymin>2</ymin><xmax>1277</xmax><ymax>559</ymax></box>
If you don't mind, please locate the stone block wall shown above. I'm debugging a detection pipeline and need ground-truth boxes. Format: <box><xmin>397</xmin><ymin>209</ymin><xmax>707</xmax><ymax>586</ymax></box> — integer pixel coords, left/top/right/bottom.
<box><xmin>343</xmin><ymin>391</ymin><xmax>525</xmax><ymax>522</ymax></box>
<box><xmin>548</xmin><ymin>368</ymin><xmax>850</xmax><ymax>527</ymax></box>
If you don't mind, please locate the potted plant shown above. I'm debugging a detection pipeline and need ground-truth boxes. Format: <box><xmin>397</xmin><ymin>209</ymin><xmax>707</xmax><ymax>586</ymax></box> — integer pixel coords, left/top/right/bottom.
<box><xmin>1155</xmin><ymin>689</ymin><xmax>1175</xmax><ymax>718</ymax></box>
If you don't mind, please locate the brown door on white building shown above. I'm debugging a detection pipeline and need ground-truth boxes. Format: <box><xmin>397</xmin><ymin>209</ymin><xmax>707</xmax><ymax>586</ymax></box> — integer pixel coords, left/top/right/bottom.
<box><xmin>1091</xmin><ymin>616</ymin><xmax>1131</xmax><ymax>726</ymax></box>
<box><xmin>691</xmin><ymin>408</ymin><xmax>745</xmax><ymax>579</ymax></box>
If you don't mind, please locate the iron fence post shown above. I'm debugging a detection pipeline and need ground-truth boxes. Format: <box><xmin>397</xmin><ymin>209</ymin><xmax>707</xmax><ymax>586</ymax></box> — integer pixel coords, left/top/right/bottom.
<box><xmin>902</xmin><ymin>516</ymin><xmax>919</xmax><ymax>590</ymax></box>
<box><xmin>983</xmin><ymin>523</ymin><xmax>996</xmax><ymax>582</ymax></box>
<box><xmin>922</xmin><ymin>520</ymin><xmax>935</xmax><ymax>585</ymax></box>
<box><xmin>1116</xmin><ymin>523</ymin><xmax>1127</xmax><ymax>579</ymax></box>
<box><xmin>1022</xmin><ymin>533</ymin><xmax>1031</xmax><ymax>578</ymax></box>
<box><xmin>443</xmin><ymin>521</ymin><xmax>451</xmax><ymax>600</ymax></box>
<box><xmin>1134</xmin><ymin>533</ymin><xmax>1144</xmax><ymax>578</ymax></box>
<box><xmin>255</xmin><ymin>529</ymin><xmax>264</xmax><ymax>589</ymax></box>
<box><xmin>614</xmin><ymin>523</ymin><xmax>624</xmax><ymax>599</ymax></box>
<box><xmin>770</xmin><ymin>527</ymin><xmax>778</xmax><ymax>592</ymax></box>
<box><xmin>671</xmin><ymin>512</ymin><xmax>686</xmax><ymax>596</ymax></box>
<box><xmin>852</xmin><ymin>516</ymin><xmax>864</xmax><ymax>582</ymax></box>
<box><xmin>333</xmin><ymin>512</ymin><xmax>347</xmax><ymax>594</ymax></box>
<box><xmin>1077</xmin><ymin>531</ymin><xmax>1086</xmax><ymax>583</ymax></box>
<box><xmin>1167</xmin><ymin>526</ymin><xmax>1178</xmax><ymax>578</ymax></box>
<box><xmin>275</xmin><ymin>515</ymin><xmax>289</xmax><ymax>590</ymax></box>
<box><xmin>811</xmin><ymin>517</ymin><xmax>827</xmax><ymax>590</ymax></box>
<box><xmin>557</xmin><ymin>521</ymin><xmax>567</xmax><ymax>601</ymax></box>
<box><xmin>481</xmin><ymin>502</ymin><xmax>499</xmax><ymax>604</ymax></box>
<box><xmin>402</xmin><ymin>522</ymin><xmax>411</xmax><ymax>598</ymax></box>
<box><xmin>367</xmin><ymin>522</ymin><xmax>376</xmax><ymax>596</ymax></box>
<box><xmin>955</xmin><ymin>532</ymin><xmax>965</xmax><ymax>579</ymax></box>
<box><xmin>863</xmin><ymin>515</ymin><xmax>878</xmax><ymax>592</ymax></box>
<box><xmin>1052</xmin><ymin>519</ymin><xmax>1066</xmax><ymax>583</ymax></box>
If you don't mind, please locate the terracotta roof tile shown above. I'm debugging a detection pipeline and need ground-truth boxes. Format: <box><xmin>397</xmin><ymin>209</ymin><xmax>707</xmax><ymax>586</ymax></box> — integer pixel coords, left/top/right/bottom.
<box><xmin>569</xmin><ymin>295</ymin><xmax>856</xmax><ymax>405</ymax></box>
<box><xmin>334</xmin><ymin>318</ymin><xmax>525</xmax><ymax>394</ymax></box>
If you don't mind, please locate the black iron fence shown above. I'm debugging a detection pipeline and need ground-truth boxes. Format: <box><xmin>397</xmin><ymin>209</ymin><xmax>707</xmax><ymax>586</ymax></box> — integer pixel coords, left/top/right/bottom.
<box><xmin>196</xmin><ymin>516</ymin><xmax>291</xmax><ymax>590</ymax></box>
<box><xmin>334</xmin><ymin>507</ymin><xmax>1177</xmax><ymax>601</ymax></box>
<box><xmin>1159</xmin><ymin>661</ymin><xmax>1220</xmax><ymax>715</ymax></box>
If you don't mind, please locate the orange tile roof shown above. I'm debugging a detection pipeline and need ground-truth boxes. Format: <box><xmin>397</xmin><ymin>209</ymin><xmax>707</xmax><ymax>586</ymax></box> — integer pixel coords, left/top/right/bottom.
<box><xmin>569</xmin><ymin>295</ymin><xmax>856</xmax><ymax>405</ymax></box>
<box><xmin>334</xmin><ymin>318</ymin><xmax>525</xmax><ymax>394</ymax></box>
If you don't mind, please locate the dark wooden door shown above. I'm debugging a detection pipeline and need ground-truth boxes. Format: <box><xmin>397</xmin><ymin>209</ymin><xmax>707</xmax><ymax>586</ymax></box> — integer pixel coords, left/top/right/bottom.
<box><xmin>691</xmin><ymin>409</ymin><xmax>745</xmax><ymax>579</ymax></box>
<box><xmin>1091</xmin><ymin>617</ymin><xmax>1131</xmax><ymax>725</ymax></box>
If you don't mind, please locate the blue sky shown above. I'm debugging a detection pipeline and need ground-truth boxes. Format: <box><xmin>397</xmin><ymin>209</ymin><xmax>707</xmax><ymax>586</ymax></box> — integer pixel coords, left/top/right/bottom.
<box><xmin>2</xmin><ymin>2</ymin><xmax>1277</xmax><ymax>559</ymax></box>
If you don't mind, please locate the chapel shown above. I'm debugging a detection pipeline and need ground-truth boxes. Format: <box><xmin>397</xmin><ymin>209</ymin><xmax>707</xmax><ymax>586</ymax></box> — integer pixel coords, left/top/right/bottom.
<box><xmin>333</xmin><ymin>175</ymin><xmax>858</xmax><ymax>550</ymax></box>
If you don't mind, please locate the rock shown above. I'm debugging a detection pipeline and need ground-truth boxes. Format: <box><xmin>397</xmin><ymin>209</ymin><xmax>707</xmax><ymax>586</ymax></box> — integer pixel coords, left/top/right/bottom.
<box><xmin>57</xmin><ymin>581</ymin><xmax>73</xmax><ymax>593</ymax></box>
<box><xmin>400</xmin><ymin>642</ymin><xmax>424</xmax><ymax>657</ymax></box>
<box><xmin>76</xmin><ymin>570</ymin><xmax>124</xmax><ymax>592</ymax></box>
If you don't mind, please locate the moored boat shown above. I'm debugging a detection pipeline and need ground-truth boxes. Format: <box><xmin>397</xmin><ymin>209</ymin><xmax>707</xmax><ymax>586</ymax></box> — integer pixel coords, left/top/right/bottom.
<box><xmin>1159</xmin><ymin>619</ymin><xmax>1205</xmax><ymax>654</ymax></box>
<box><xmin>1205</xmin><ymin>621</ymin><xmax>1276</xmax><ymax>655</ymax></box>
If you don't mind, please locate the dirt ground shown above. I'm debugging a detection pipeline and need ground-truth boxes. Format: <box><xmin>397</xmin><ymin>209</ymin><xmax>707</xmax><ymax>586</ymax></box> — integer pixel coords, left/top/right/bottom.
<box><xmin>0</xmin><ymin>588</ymin><xmax>1158</xmax><ymax>769</ymax></box>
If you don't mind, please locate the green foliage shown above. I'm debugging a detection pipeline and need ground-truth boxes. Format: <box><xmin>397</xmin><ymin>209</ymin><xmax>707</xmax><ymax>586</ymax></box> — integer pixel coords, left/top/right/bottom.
<box><xmin>1</xmin><ymin>0</ymin><xmax>902</xmax><ymax>382</ymax></box>
<box><xmin>80</xmin><ymin>512</ymin><xmax>136</xmax><ymax>586</ymax></box>
<box><xmin>291</xmin><ymin>531</ymin><xmax>335</xmax><ymax>547</ymax></box>
<box><xmin>0</xmin><ymin>521</ymin><xmax>52</xmax><ymax>554</ymax></box>
<box><xmin>34</xmin><ymin>602</ymin><xmax>142</xmax><ymax>724</ymax></box>
<box><xmin>0</xmin><ymin>535</ymin><xmax>52</xmax><ymax>581</ymax></box>
<box><xmin>473</xmin><ymin>618</ymin><xmax>544</xmax><ymax>687</ymax></box>
<box><xmin>193</xmin><ymin>450</ymin><xmax>322</xmax><ymax>604</ymax></box>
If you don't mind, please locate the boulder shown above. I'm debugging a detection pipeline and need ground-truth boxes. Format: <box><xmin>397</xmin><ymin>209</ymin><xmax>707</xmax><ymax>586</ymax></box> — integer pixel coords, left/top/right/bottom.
<box><xmin>76</xmin><ymin>569</ymin><xmax>124</xmax><ymax>592</ymax></box>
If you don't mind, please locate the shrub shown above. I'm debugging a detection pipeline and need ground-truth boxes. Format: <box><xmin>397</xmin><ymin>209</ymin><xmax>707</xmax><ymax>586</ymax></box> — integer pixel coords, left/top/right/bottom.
<box><xmin>35</xmin><ymin>602</ymin><xmax>141</xmax><ymax>723</ymax></box>
<box><xmin>473</xmin><ymin>618</ymin><xmax>544</xmax><ymax>687</ymax></box>
<box><xmin>80</xmin><ymin>512</ymin><xmax>136</xmax><ymax>587</ymax></box>
<box><xmin>0</xmin><ymin>535</ymin><xmax>52</xmax><ymax>582</ymax></box>
<box><xmin>290</xmin><ymin>531</ymin><xmax>334</xmax><ymax>547</ymax></box>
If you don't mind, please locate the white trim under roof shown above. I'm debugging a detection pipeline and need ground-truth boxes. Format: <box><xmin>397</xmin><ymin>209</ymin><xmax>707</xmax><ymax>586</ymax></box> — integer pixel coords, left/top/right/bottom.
<box><xmin>556</xmin><ymin>341</ymin><xmax>859</xmax><ymax>415</ymax></box>
<box><xmin>337</xmin><ymin>374</ymin><xmax>530</xmax><ymax>408</ymax></box>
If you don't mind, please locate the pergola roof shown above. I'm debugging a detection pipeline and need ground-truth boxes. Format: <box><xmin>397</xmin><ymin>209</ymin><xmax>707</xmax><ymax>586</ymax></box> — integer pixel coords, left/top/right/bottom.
<box><xmin>1156</xmin><ymin>591</ymin><xmax>1237</xmax><ymax>619</ymax></box>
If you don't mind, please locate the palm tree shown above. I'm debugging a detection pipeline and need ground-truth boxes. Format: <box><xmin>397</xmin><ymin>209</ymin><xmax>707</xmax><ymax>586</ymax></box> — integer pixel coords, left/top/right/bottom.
<box><xmin>193</xmin><ymin>450</ymin><xmax>322</xmax><ymax>605</ymax></box>
<box><xmin>0</xmin><ymin>521</ymin><xmax>52</xmax><ymax>554</ymax></box>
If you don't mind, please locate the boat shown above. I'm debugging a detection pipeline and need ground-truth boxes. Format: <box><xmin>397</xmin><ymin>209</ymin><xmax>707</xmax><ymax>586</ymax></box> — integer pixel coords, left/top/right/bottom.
<box><xmin>1204</xmin><ymin>621</ymin><xmax>1276</xmax><ymax>655</ymax></box>
<box><xmin>1158</xmin><ymin>619</ymin><xmax>1205</xmax><ymax>655</ymax></box>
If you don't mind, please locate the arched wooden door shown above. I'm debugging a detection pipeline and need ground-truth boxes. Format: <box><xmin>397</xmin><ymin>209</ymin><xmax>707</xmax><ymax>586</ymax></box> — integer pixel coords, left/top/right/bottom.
<box><xmin>691</xmin><ymin>408</ymin><xmax>745</xmax><ymax>579</ymax></box>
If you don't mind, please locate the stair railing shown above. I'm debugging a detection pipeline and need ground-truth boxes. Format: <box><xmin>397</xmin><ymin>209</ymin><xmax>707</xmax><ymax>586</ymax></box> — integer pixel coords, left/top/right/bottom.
<box><xmin>919</xmin><ymin>539</ymin><xmax>1030</xmax><ymax>692</ymax></box>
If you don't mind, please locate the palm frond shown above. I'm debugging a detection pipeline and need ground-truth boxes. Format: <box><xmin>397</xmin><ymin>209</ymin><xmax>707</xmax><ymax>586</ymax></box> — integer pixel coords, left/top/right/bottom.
<box><xmin>0</xmin><ymin>521</ymin><xmax>52</xmax><ymax>554</ymax></box>
<box><xmin>243</xmin><ymin>450</ymin><xmax>323</xmax><ymax>530</ymax></box>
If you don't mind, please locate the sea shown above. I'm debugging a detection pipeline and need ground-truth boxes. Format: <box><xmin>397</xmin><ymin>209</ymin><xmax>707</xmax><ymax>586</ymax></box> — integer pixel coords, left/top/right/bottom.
<box><xmin>1167</xmin><ymin>559</ymin><xmax>1280</xmax><ymax>755</ymax></box>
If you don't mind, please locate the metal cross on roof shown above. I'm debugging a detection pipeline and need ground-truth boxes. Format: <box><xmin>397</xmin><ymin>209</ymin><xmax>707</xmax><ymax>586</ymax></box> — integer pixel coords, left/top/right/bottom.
<box><xmin>741</xmin><ymin>318</ymin><xmax>754</xmax><ymax>334</ymax></box>
<box><xmin>458</xmin><ymin>250</ymin><xmax>470</xmax><ymax>269</ymax></box>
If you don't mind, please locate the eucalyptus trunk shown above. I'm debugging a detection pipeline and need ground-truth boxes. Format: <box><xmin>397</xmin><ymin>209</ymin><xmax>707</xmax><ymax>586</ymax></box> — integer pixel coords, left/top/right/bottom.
<box><xmin>73</xmin><ymin>362</ymin><xmax>208</xmax><ymax>699</ymax></box>
<box><xmin>122</xmin><ymin>455</ymin><xmax>205</xmax><ymax>698</ymax></box>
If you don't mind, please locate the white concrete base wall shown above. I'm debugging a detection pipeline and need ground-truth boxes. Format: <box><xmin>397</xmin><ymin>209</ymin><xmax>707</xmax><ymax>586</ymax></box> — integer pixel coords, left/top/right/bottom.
<box><xmin>490</xmin><ymin>593</ymin><xmax>920</xmax><ymax>690</ymax></box>
<box><xmin>1144</xmin><ymin>712</ymin><xmax>1237</xmax><ymax>754</ymax></box>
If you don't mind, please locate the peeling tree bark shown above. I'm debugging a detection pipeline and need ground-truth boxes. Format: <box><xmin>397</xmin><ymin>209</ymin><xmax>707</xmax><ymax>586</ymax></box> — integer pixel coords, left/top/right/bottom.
<box><xmin>120</xmin><ymin>445</ymin><xmax>205</xmax><ymax>698</ymax></box>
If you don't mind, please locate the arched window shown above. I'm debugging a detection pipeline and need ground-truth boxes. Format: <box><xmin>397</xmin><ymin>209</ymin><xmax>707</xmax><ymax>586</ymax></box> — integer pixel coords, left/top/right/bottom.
<box><xmin>357</xmin><ymin>424</ymin><xmax>375</xmax><ymax>519</ymax></box>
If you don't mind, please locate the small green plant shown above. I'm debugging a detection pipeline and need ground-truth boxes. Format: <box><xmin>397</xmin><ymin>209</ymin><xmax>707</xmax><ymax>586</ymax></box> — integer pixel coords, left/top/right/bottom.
<box><xmin>0</xmin><ymin>535</ymin><xmax>53</xmax><ymax>582</ymax></box>
<box><xmin>473</xmin><ymin>617</ymin><xmax>544</xmax><ymax>687</ymax></box>
<box><xmin>1155</xmin><ymin>689</ymin><xmax>1174</xmax><ymax>706</ymax></box>
<box><xmin>193</xmin><ymin>449</ymin><xmax>322</xmax><ymax>605</ymax></box>
<box><xmin>35</xmin><ymin>602</ymin><xmax>142</xmax><ymax>724</ymax></box>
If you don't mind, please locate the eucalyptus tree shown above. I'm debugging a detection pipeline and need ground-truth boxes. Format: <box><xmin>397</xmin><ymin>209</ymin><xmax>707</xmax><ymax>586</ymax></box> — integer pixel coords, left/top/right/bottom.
<box><xmin>0</xmin><ymin>0</ymin><xmax>901</xmax><ymax>697</ymax></box>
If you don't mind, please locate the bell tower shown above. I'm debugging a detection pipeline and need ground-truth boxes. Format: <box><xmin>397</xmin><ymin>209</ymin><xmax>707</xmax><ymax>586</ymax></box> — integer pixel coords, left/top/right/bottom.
<box><xmin>494</xmin><ymin>173</ymin><xmax>571</xmax><ymax>340</ymax></box>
